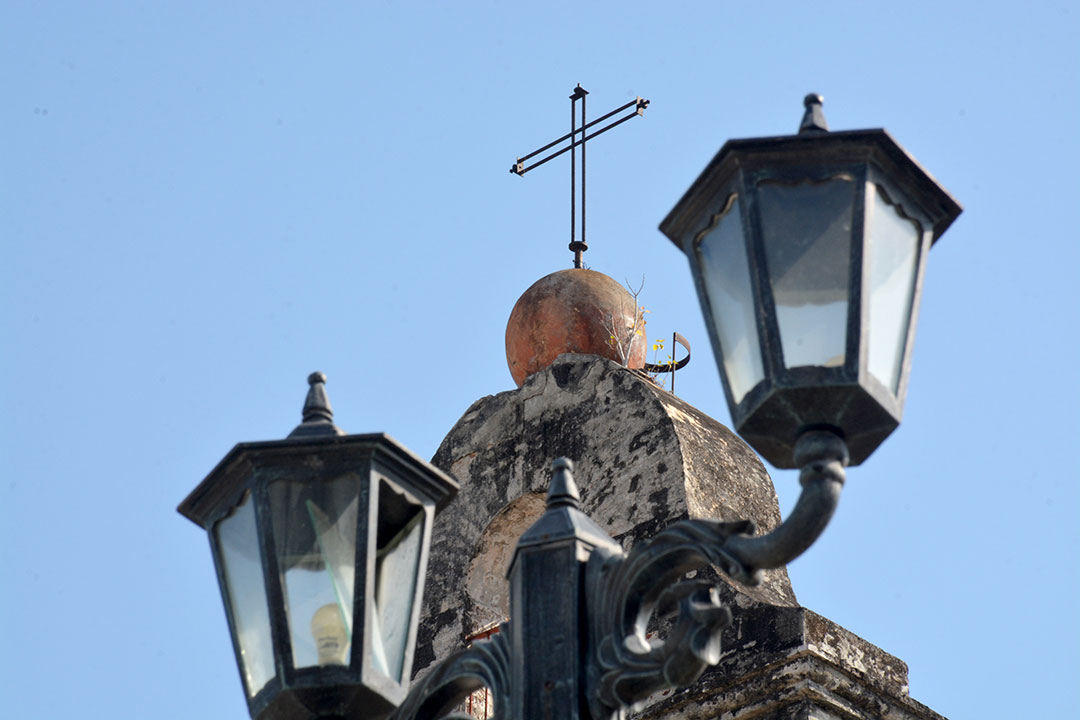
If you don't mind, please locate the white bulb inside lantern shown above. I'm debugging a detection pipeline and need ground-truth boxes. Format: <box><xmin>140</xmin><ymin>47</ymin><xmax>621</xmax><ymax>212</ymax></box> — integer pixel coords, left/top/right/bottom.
<box><xmin>310</xmin><ymin>603</ymin><xmax>349</xmax><ymax>666</ymax></box>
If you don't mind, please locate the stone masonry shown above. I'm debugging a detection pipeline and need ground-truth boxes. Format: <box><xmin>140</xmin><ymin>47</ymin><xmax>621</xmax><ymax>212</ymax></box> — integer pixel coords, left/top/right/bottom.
<box><xmin>415</xmin><ymin>353</ymin><xmax>945</xmax><ymax>720</ymax></box>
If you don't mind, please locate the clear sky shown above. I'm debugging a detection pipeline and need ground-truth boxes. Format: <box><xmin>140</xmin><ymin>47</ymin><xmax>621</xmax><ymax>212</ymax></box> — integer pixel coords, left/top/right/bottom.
<box><xmin>2</xmin><ymin>2</ymin><xmax>1077</xmax><ymax>718</ymax></box>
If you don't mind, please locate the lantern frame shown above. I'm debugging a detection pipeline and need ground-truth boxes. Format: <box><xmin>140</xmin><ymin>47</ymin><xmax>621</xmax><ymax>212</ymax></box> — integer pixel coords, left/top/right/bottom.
<box><xmin>660</xmin><ymin>101</ymin><xmax>961</xmax><ymax>467</ymax></box>
<box><xmin>179</xmin><ymin>428</ymin><xmax>457</xmax><ymax>720</ymax></box>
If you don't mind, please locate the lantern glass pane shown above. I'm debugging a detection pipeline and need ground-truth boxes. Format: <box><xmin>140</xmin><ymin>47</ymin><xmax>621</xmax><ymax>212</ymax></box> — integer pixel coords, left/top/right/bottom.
<box><xmin>215</xmin><ymin>490</ymin><xmax>276</xmax><ymax>698</ymax></box>
<box><xmin>370</xmin><ymin>479</ymin><xmax>425</xmax><ymax>683</ymax></box>
<box><xmin>758</xmin><ymin>177</ymin><xmax>854</xmax><ymax>370</ymax></box>
<box><xmin>269</xmin><ymin>475</ymin><xmax>360</xmax><ymax>670</ymax></box>
<box><xmin>694</xmin><ymin>194</ymin><xmax>764</xmax><ymax>403</ymax></box>
<box><xmin>866</xmin><ymin>184</ymin><xmax>921</xmax><ymax>392</ymax></box>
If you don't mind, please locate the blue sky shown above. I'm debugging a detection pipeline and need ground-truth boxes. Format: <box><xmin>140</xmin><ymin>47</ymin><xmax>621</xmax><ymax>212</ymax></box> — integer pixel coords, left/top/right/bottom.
<box><xmin>2</xmin><ymin>2</ymin><xmax>1077</xmax><ymax>718</ymax></box>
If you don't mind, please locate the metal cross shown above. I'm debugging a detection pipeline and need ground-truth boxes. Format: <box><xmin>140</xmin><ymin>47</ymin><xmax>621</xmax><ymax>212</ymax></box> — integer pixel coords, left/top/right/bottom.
<box><xmin>511</xmin><ymin>84</ymin><xmax>649</xmax><ymax>268</ymax></box>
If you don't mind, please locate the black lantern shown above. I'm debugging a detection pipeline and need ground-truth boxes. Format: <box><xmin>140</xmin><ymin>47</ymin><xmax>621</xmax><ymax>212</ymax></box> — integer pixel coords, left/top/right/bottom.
<box><xmin>660</xmin><ymin>95</ymin><xmax>961</xmax><ymax>467</ymax></box>
<box><xmin>178</xmin><ymin>373</ymin><xmax>458</xmax><ymax>720</ymax></box>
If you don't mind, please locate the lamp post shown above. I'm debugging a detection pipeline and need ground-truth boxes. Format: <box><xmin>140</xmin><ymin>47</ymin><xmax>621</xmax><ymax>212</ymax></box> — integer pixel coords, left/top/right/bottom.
<box><xmin>178</xmin><ymin>373</ymin><xmax>458</xmax><ymax>720</ymax></box>
<box><xmin>181</xmin><ymin>96</ymin><xmax>959</xmax><ymax>720</ymax></box>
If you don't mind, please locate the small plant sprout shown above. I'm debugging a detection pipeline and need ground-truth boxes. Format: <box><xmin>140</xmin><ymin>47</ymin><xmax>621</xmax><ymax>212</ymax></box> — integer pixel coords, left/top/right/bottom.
<box><xmin>652</xmin><ymin>338</ymin><xmax>676</xmax><ymax>369</ymax></box>
<box><xmin>602</xmin><ymin>277</ymin><xmax>647</xmax><ymax>367</ymax></box>
<box><xmin>649</xmin><ymin>338</ymin><xmax>677</xmax><ymax>389</ymax></box>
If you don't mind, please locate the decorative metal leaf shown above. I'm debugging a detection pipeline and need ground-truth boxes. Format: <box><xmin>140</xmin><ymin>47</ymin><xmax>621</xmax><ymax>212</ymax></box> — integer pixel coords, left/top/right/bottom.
<box><xmin>584</xmin><ymin>519</ymin><xmax>757</xmax><ymax>719</ymax></box>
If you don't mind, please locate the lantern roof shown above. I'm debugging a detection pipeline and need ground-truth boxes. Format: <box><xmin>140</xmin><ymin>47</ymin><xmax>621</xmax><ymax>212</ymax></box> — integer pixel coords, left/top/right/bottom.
<box><xmin>178</xmin><ymin>373</ymin><xmax>458</xmax><ymax>529</ymax></box>
<box><xmin>660</xmin><ymin>97</ymin><xmax>962</xmax><ymax>247</ymax></box>
<box><xmin>178</xmin><ymin>431</ymin><xmax>457</xmax><ymax>529</ymax></box>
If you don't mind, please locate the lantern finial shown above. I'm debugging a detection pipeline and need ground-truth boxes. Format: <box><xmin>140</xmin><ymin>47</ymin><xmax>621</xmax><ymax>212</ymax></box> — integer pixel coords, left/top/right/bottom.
<box><xmin>288</xmin><ymin>371</ymin><xmax>345</xmax><ymax>438</ymax></box>
<box><xmin>799</xmin><ymin>93</ymin><xmax>828</xmax><ymax>134</ymax></box>
<box><xmin>547</xmin><ymin>457</ymin><xmax>582</xmax><ymax>510</ymax></box>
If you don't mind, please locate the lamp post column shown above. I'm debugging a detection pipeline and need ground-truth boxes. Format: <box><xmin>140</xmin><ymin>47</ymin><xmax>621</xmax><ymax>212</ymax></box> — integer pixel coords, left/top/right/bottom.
<box><xmin>506</xmin><ymin>459</ymin><xmax>622</xmax><ymax>720</ymax></box>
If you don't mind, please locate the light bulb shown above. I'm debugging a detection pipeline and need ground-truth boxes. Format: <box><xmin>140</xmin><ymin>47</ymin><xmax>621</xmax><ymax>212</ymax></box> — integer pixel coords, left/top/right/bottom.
<box><xmin>310</xmin><ymin>603</ymin><xmax>349</xmax><ymax>666</ymax></box>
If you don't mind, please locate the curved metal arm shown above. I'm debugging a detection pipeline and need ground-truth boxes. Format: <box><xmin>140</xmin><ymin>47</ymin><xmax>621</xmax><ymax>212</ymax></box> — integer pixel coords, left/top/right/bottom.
<box><xmin>389</xmin><ymin>626</ymin><xmax>511</xmax><ymax>720</ymax></box>
<box><xmin>723</xmin><ymin>430</ymin><xmax>848</xmax><ymax>580</ymax></box>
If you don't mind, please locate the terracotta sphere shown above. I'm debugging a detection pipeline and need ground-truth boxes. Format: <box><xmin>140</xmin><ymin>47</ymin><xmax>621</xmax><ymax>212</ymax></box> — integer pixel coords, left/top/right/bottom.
<box><xmin>505</xmin><ymin>268</ymin><xmax>647</xmax><ymax>387</ymax></box>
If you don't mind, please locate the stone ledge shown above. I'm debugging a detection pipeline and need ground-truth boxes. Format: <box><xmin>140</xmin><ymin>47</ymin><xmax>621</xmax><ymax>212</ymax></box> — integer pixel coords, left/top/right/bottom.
<box><xmin>703</xmin><ymin>606</ymin><xmax>910</xmax><ymax>700</ymax></box>
<box><xmin>646</xmin><ymin>651</ymin><xmax>942</xmax><ymax>720</ymax></box>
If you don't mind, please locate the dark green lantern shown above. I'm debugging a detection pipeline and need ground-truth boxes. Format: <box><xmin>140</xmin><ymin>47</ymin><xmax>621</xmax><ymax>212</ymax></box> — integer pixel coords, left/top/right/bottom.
<box><xmin>661</xmin><ymin>95</ymin><xmax>961</xmax><ymax>467</ymax></box>
<box><xmin>179</xmin><ymin>373</ymin><xmax>458</xmax><ymax>720</ymax></box>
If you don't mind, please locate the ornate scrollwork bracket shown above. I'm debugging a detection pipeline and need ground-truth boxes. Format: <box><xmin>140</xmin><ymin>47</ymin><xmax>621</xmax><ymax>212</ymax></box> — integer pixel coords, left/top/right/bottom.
<box><xmin>584</xmin><ymin>429</ymin><xmax>849</xmax><ymax>719</ymax></box>
<box><xmin>584</xmin><ymin>519</ymin><xmax>746</xmax><ymax>719</ymax></box>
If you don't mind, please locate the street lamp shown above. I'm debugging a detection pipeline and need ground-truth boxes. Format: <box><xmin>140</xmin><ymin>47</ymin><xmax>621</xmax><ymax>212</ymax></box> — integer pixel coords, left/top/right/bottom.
<box><xmin>659</xmin><ymin>94</ymin><xmax>961</xmax><ymax>469</ymax></box>
<box><xmin>179</xmin><ymin>372</ymin><xmax>458</xmax><ymax>720</ymax></box>
<box><xmin>393</xmin><ymin>95</ymin><xmax>961</xmax><ymax>720</ymax></box>
<box><xmin>182</xmin><ymin>95</ymin><xmax>960</xmax><ymax>720</ymax></box>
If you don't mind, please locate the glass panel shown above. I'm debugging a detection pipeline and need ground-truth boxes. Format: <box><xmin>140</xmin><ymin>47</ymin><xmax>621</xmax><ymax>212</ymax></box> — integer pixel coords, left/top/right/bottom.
<box><xmin>694</xmin><ymin>194</ymin><xmax>765</xmax><ymax>403</ymax></box>
<box><xmin>370</xmin><ymin>479</ymin><xmax>425</xmax><ymax>683</ymax></box>
<box><xmin>215</xmin><ymin>491</ymin><xmax>275</xmax><ymax>698</ymax></box>
<box><xmin>270</xmin><ymin>475</ymin><xmax>360</xmax><ymax>669</ymax></box>
<box><xmin>758</xmin><ymin>177</ymin><xmax>854</xmax><ymax>370</ymax></box>
<box><xmin>866</xmin><ymin>184</ymin><xmax>921</xmax><ymax>392</ymax></box>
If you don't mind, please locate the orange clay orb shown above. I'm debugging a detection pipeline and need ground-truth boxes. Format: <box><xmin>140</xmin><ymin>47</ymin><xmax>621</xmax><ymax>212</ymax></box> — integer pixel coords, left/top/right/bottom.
<box><xmin>505</xmin><ymin>268</ymin><xmax>647</xmax><ymax>387</ymax></box>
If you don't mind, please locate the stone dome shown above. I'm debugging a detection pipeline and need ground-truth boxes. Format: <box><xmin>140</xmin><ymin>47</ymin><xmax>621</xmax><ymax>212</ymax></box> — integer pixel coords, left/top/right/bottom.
<box><xmin>505</xmin><ymin>268</ymin><xmax>647</xmax><ymax>387</ymax></box>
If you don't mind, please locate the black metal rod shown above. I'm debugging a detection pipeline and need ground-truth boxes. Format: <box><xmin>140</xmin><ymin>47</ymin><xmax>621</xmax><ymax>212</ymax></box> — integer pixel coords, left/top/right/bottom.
<box><xmin>515</xmin><ymin>111</ymin><xmax>642</xmax><ymax>175</ymax></box>
<box><xmin>516</xmin><ymin>98</ymin><xmax>639</xmax><ymax>164</ymax></box>
<box><xmin>570</xmin><ymin>95</ymin><xmax>576</xmax><ymax>263</ymax></box>
<box><xmin>723</xmin><ymin>430</ymin><xmax>847</xmax><ymax>570</ymax></box>
<box><xmin>580</xmin><ymin>89</ymin><xmax>586</xmax><ymax>264</ymax></box>
<box><xmin>671</xmin><ymin>332</ymin><xmax>676</xmax><ymax>394</ymax></box>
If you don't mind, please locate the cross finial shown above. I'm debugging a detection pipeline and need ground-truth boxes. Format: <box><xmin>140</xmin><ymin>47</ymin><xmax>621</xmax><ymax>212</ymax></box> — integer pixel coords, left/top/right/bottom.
<box><xmin>511</xmin><ymin>86</ymin><xmax>649</xmax><ymax>268</ymax></box>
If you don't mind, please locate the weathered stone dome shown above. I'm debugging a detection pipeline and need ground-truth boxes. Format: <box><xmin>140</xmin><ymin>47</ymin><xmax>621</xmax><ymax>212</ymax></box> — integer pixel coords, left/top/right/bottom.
<box><xmin>505</xmin><ymin>268</ymin><xmax>647</xmax><ymax>386</ymax></box>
